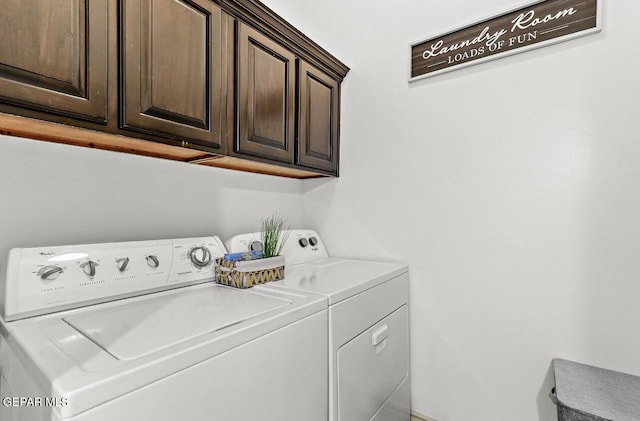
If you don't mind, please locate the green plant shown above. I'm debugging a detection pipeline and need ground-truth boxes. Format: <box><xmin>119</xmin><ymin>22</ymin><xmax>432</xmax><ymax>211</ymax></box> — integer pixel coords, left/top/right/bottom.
<box><xmin>261</xmin><ymin>213</ymin><xmax>290</xmax><ymax>258</ymax></box>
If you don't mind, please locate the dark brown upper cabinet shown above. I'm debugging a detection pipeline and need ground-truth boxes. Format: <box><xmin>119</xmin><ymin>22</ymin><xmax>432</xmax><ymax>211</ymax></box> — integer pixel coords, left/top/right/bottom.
<box><xmin>235</xmin><ymin>22</ymin><xmax>296</xmax><ymax>163</ymax></box>
<box><xmin>0</xmin><ymin>0</ymin><xmax>108</xmax><ymax>123</ymax></box>
<box><xmin>120</xmin><ymin>0</ymin><xmax>225</xmax><ymax>151</ymax></box>
<box><xmin>0</xmin><ymin>0</ymin><xmax>349</xmax><ymax>178</ymax></box>
<box><xmin>297</xmin><ymin>60</ymin><xmax>340</xmax><ymax>174</ymax></box>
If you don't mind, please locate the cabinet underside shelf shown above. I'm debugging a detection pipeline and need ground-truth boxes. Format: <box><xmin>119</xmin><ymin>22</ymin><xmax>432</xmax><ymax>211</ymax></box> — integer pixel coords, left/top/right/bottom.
<box><xmin>0</xmin><ymin>113</ymin><xmax>326</xmax><ymax>179</ymax></box>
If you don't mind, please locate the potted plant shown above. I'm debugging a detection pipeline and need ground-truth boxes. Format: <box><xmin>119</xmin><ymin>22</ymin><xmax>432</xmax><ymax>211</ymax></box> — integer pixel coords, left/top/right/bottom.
<box><xmin>261</xmin><ymin>213</ymin><xmax>290</xmax><ymax>258</ymax></box>
<box><xmin>215</xmin><ymin>213</ymin><xmax>289</xmax><ymax>289</ymax></box>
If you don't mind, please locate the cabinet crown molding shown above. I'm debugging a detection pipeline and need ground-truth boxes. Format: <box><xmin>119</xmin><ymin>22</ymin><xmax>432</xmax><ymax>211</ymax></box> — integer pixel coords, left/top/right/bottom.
<box><xmin>220</xmin><ymin>0</ymin><xmax>350</xmax><ymax>80</ymax></box>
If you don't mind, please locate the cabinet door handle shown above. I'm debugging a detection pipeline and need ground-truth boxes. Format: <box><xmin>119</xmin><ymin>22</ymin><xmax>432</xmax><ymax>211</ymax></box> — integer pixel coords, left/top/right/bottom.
<box><xmin>372</xmin><ymin>324</ymin><xmax>389</xmax><ymax>346</ymax></box>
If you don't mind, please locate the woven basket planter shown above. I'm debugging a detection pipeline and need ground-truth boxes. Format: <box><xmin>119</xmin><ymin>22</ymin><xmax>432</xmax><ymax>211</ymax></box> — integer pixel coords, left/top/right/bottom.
<box><xmin>215</xmin><ymin>255</ymin><xmax>284</xmax><ymax>289</ymax></box>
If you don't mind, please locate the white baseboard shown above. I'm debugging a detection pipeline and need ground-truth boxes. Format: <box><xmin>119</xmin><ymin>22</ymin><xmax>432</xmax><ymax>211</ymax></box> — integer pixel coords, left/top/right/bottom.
<box><xmin>411</xmin><ymin>410</ymin><xmax>439</xmax><ymax>421</ymax></box>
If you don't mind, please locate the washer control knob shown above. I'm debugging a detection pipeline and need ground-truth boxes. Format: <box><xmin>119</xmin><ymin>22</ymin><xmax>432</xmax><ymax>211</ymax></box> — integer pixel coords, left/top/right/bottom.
<box><xmin>116</xmin><ymin>257</ymin><xmax>130</xmax><ymax>272</ymax></box>
<box><xmin>190</xmin><ymin>247</ymin><xmax>211</xmax><ymax>267</ymax></box>
<box><xmin>249</xmin><ymin>241</ymin><xmax>263</xmax><ymax>252</ymax></box>
<box><xmin>146</xmin><ymin>255</ymin><xmax>160</xmax><ymax>268</ymax></box>
<box><xmin>38</xmin><ymin>265</ymin><xmax>63</xmax><ymax>281</ymax></box>
<box><xmin>308</xmin><ymin>236</ymin><xmax>318</xmax><ymax>246</ymax></box>
<box><xmin>299</xmin><ymin>238</ymin><xmax>309</xmax><ymax>247</ymax></box>
<box><xmin>80</xmin><ymin>261</ymin><xmax>98</xmax><ymax>277</ymax></box>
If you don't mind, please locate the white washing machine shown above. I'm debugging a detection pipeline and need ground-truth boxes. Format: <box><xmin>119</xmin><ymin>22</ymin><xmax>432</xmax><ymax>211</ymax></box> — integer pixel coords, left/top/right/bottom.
<box><xmin>0</xmin><ymin>236</ymin><xmax>328</xmax><ymax>421</ymax></box>
<box><xmin>226</xmin><ymin>230</ymin><xmax>411</xmax><ymax>421</ymax></box>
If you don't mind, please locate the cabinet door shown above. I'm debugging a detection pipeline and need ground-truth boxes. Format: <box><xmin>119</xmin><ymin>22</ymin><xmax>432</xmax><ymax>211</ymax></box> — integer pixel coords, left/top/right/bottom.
<box><xmin>0</xmin><ymin>0</ymin><xmax>108</xmax><ymax>123</ymax></box>
<box><xmin>236</xmin><ymin>23</ymin><xmax>295</xmax><ymax>163</ymax></box>
<box><xmin>297</xmin><ymin>60</ymin><xmax>340</xmax><ymax>174</ymax></box>
<box><xmin>121</xmin><ymin>0</ymin><xmax>224</xmax><ymax>150</ymax></box>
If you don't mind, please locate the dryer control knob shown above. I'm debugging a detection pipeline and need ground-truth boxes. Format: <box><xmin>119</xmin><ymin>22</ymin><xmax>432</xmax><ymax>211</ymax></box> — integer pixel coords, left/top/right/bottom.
<box><xmin>299</xmin><ymin>238</ymin><xmax>309</xmax><ymax>247</ymax></box>
<box><xmin>308</xmin><ymin>237</ymin><xmax>318</xmax><ymax>246</ymax></box>
<box><xmin>80</xmin><ymin>261</ymin><xmax>98</xmax><ymax>277</ymax></box>
<box><xmin>190</xmin><ymin>247</ymin><xmax>211</xmax><ymax>267</ymax></box>
<box><xmin>146</xmin><ymin>255</ymin><xmax>160</xmax><ymax>268</ymax></box>
<box><xmin>38</xmin><ymin>265</ymin><xmax>63</xmax><ymax>281</ymax></box>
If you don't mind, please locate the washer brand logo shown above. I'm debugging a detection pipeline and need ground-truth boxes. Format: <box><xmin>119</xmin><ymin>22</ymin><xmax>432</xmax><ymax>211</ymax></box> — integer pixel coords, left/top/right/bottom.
<box><xmin>2</xmin><ymin>396</ymin><xmax>69</xmax><ymax>407</ymax></box>
<box><xmin>39</xmin><ymin>252</ymin><xmax>56</xmax><ymax>256</ymax></box>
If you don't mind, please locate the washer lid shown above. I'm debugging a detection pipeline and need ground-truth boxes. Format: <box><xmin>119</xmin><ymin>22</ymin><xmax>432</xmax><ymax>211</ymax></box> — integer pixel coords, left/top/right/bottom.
<box><xmin>64</xmin><ymin>286</ymin><xmax>290</xmax><ymax>360</ymax></box>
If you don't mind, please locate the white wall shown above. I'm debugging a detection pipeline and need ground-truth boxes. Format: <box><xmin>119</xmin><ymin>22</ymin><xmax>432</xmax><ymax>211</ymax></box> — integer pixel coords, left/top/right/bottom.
<box><xmin>0</xmin><ymin>135</ymin><xmax>303</xmax><ymax>257</ymax></box>
<box><xmin>261</xmin><ymin>0</ymin><xmax>640</xmax><ymax>420</ymax></box>
<box><xmin>3</xmin><ymin>1</ymin><xmax>639</xmax><ymax>419</ymax></box>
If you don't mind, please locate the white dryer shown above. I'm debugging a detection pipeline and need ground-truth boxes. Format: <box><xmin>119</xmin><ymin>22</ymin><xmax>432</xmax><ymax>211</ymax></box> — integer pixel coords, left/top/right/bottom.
<box><xmin>0</xmin><ymin>237</ymin><xmax>327</xmax><ymax>421</ymax></box>
<box><xmin>227</xmin><ymin>230</ymin><xmax>411</xmax><ymax>421</ymax></box>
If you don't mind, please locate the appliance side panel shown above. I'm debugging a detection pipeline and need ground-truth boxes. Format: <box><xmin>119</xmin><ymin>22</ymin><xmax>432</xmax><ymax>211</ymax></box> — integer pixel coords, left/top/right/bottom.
<box><xmin>0</xmin><ymin>249</ymin><xmax>20</xmax><ymax>320</ymax></box>
<box><xmin>0</xmin><ymin>336</ymin><xmax>52</xmax><ymax>421</ymax></box>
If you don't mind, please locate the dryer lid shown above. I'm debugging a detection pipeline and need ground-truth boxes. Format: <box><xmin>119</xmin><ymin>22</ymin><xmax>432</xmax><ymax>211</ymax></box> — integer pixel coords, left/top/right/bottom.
<box><xmin>275</xmin><ymin>258</ymin><xmax>408</xmax><ymax>305</ymax></box>
<box><xmin>64</xmin><ymin>285</ymin><xmax>290</xmax><ymax>360</ymax></box>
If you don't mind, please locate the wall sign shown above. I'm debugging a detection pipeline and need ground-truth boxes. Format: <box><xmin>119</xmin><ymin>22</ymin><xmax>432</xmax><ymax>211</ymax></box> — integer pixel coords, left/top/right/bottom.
<box><xmin>410</xmin><ymin>0</ymin><xmax>601</xmax><ymax>81</ymax></box>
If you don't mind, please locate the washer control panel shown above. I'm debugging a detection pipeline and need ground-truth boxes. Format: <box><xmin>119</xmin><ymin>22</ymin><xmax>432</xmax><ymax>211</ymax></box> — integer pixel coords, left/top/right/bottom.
<box><xmin>1</xmin><ymin>236</ymin><xmax>226</xmax><ymax>321</ymax></box>
<box><xmin>226</xmin><ymin>230</ymin><xmax>329</xmax><ymax>266</ymax></box>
